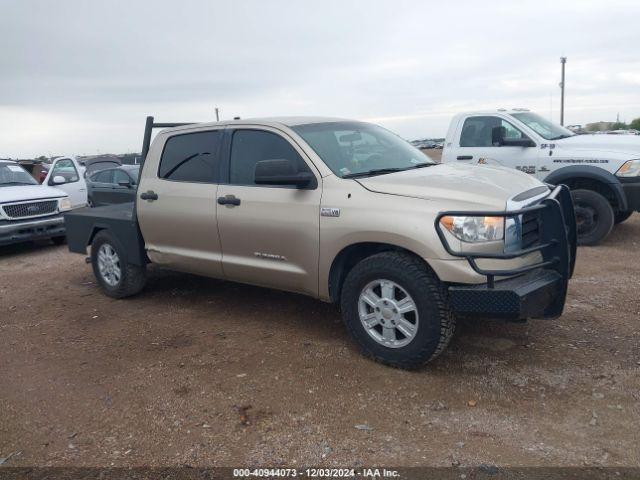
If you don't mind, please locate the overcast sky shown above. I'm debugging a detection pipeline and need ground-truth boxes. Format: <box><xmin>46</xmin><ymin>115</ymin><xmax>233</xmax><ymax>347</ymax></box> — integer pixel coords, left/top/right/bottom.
<box><xmin>2</xmin><ymin>0</ymin><xmax>639</xmax><ymax>157</ymax></box>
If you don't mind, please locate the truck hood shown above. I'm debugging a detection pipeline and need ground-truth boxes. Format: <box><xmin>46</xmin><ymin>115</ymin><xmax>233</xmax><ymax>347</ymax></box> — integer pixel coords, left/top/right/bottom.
<box><xmin>0</xmin><ymin>184</ymin><xmax>67</xmax><ymax>204</ymax></box>
<box><xmin>355</xmin><ymin>163</ymin><xmax>544</xmax><ymax>210</ymax></box>
<box><xmin>555</xmin><ymin>134</ymin><xmax>640</xmax><ymax>157</ymax></box>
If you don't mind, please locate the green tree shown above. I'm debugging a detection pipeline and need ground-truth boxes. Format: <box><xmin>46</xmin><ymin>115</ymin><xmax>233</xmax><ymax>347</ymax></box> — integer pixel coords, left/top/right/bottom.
<box><xmin>630</xmin><ymin>118</ymin><xmax>640</xmax><ymax>130</ymax></box>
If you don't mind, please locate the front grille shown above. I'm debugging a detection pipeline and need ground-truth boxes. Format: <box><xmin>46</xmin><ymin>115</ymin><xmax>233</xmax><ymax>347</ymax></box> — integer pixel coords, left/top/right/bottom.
<box><xmin>2</xmin><ymin>200</ymin><xmax>58</xmax><ymax>219</ymax></box>
<box><xmin>521</xmin><ymin>211</ymin><xmax>541</xmax><ymax>249</ymax></box>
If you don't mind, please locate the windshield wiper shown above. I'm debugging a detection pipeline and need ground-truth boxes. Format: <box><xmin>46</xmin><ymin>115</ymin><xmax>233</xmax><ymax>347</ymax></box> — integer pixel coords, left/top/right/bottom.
<box><xmin>342</xmin><ymin>168</ymin><xmax>406</xmax><ymax>179</ymax></box>
<box><xmin>407</xmin><ymin>163</ymin><xmax>437</xmax><ymax>169</ymax></box>
<box><xmin>342</xmin><ymin>163</ymin><xmax>436</xmax><ymax>179</ymax></box>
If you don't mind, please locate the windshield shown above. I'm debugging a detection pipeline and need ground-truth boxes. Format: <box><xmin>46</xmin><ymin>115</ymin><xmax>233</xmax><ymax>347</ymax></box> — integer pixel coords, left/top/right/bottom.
<box><xmin>0</xmin><ymin>163</ymin><xmax>39</xmax><ymax>186</ymax></box>
<box><xmin>511</xmin><ymin>112</ymin><xmax>574</xmax><ymax>140</ymax></box>
<box><xmin>292</xmin><ymin>121</ymin><xmax>435</xmax><ymax>178</ymax></box>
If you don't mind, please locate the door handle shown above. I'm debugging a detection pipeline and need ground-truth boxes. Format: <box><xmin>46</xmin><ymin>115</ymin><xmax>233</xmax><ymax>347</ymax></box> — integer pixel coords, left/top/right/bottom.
<box><xmin>457</xmin><ymin>155</ymin><xmax>473</xmax><ymax>160</ymax></box>
<box><xmin>217</xmin><ymin>195</ymin><xmax>241</xmax><ymax>206</ymax></box>
<box><xmin>140</xmin><ymin>190</ymin><xmax>158</xmax><ymax>201</ymax></box>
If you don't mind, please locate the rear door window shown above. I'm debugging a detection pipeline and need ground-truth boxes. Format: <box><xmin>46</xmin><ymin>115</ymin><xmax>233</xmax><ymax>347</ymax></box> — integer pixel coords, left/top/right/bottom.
<box><xmin>159</xmin><ymin>130</ymin><xmax>221</xmax><ymax>183</ymax></box>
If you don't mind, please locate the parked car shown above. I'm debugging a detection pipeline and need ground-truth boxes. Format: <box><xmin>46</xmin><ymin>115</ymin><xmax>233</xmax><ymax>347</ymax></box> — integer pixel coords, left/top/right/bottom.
<box><xmin>42</xmin><ymin>156</ymin><xmax>88</xmax><ymax>209</ymax></box>
<box><xmin>441</xmin><ymin>109</ymin><xmax>640</xmax><ymax>245</ymax></box>
<box><xmin>64</xmin><ymin>116</ymin><xmax>576</xmax><ymax>369</ymax></box>
<box><xmin>83</xmin><ymin>156</ymin><xmax>122</xmax><ymax>179</ymax></box>
<box><xmin>0</xmin><ymin>160</ymin><xmax>72</xmax><ymax>246</ymax></box>
<box><xmin>87</xmin><ymin>165</ymin><xmax>140</xmax><ymax>207</ymax></box>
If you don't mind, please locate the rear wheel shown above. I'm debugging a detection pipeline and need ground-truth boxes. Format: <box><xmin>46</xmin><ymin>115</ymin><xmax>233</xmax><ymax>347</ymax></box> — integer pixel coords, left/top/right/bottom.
<box><xmin>340</xmin><ymin>251</ymin><xmax>455</xmax><ymax>369</ymax></box>
<box><xmin>91</xmin><ymin>230</ymin><xmax>146</xmax><ymax>298</ymax></box>
<box><xmin>571</xmin><ymin>189</ymin><xmax>614</xmax><ymax>246</ymax></box>
<box><xmin>614</xmin><ymin>210</ymin><xmax>633</xmax><ymax>224</ymax></box>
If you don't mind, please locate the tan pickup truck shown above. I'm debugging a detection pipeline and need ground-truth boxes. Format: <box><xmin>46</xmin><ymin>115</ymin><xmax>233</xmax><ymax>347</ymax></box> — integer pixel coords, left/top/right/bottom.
<box><xmin>64</xmin><ymin>116</ymin><xmax>576</xmax><ymax>368</ymax></box>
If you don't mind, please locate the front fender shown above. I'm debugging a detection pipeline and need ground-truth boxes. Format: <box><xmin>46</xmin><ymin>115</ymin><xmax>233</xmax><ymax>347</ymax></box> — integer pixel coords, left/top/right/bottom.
<box><xmin>544</xmin><ymin>165</ymin><xmax>627</xmax><ymax>211</ymax></box>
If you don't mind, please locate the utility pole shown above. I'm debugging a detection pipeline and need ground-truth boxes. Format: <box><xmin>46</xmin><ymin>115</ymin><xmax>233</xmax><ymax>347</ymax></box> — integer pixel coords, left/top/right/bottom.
<box><xmin>215</xmin><ymin>107</ymin><xmax>220</xmax><ymax>122</ymax></box>
<box><xmin>559</xmin><ymin>57</ymin><xmax>567</xmax><ymax>126</ymax></box>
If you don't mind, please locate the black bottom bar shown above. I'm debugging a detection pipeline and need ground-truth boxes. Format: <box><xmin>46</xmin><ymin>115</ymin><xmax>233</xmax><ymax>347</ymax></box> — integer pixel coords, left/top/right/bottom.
<box><xmin>448</xmin><ymin>269</ymin><xmax>562</xmax><ymax>321</ymax></box>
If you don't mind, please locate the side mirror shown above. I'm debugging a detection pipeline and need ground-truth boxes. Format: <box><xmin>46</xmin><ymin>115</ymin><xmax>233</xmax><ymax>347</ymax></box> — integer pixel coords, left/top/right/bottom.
<box><xmin>491</xmin><ymin>126</ymin><xmax>535</xmax><ymax>147</ymax></box>
<box><xmin>52</xmin><ymin>175</ymin><xmax>66</xmax><ymax>184</ymax></box>
<box><xmin>502</xmin><ymin>138</ymin><xmax>536</xmax><ymax>147</ymax></box>
<box><xmin>254</xmin><ymin>159</ymin><xmax>314</xmax><ymax>188</ymax></box>
<box><xmin>118</xmin><ymin>180</ymin><xmax>132</xmax><ymax>188</ymax></box>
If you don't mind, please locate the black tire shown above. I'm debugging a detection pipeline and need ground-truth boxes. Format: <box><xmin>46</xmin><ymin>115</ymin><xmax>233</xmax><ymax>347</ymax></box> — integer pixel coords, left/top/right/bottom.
<box><xmin>340</xmin><ymin>251</ymin><xmax>455</xmax><ymax>369</ymax></box>
<box><xmin>571</xmin><ymin>189</ymin><xmax>614</xmax><ymax>246</ymax></box>
<box><xmin>51</xmin><ymin>235</ymin><xmax>66</xmax><ymax>245</ymax></box>
<box><xmin>614</xmin><ymin>210</ymin><xmax>633</xmax><ymax>225</ymax></box>
<box><xmin>91</xmin><ymin>230</ymin><xmax>146</xmax><ymax>298</ymax></box>
<box><xmin>87</xmin><ymin>197</ymin><xmax>94</xmax><ymax>208</ymax></box>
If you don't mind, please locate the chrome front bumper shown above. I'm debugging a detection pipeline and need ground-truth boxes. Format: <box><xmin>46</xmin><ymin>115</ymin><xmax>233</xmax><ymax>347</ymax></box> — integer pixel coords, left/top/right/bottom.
<box><xmin>0</xmin><ymin>214</ymin><xmax>66</xmax><ymax>246</ymax></box>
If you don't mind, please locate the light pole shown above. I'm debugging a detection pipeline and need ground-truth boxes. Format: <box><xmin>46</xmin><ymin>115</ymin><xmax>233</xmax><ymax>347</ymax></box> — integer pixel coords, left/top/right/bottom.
<box><xmin>560</xmin><ymin>57</ymin><xmax>567</xmax><ymax>126</ymax></box>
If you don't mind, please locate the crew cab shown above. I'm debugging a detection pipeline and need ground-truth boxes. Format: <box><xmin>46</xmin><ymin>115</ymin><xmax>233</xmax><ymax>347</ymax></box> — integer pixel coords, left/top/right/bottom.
<box><xmin>0</xmin><ymin>160</ymin><xmax>72</xmax><ymax>246</ymax></box>
<box><xmin>442</xmin><ymin>109</ymin><xmax>640</xmax><ymax>245</ymax></box>
<box><xmin>64</xmin><ymin>116</ymin><xmax>576</xmax><ymax>368</ymax></box>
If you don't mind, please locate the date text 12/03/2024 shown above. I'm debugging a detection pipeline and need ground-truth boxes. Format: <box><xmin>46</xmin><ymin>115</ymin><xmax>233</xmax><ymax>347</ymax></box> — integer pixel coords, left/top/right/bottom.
<box><xmin>233</xmin><ymin>468</ymin><xmax>400</xmax><ymax>478</ymax></box>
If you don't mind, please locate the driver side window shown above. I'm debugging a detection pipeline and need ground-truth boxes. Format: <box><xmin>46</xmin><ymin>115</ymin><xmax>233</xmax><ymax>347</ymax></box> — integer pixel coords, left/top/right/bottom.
<box><xmin>50</xmin><ymin>159</ymin><xmax>79</xmax><ymax>184</ymax></box>
<box><xmin>459</xmin><ymin>116</ymin><xmax>525</xmax><ymax>147</ymax></box>
<box><xmin>229</xmin><ymin>129</ymin><xmax>312</xmax><ymax>186</ymax></box>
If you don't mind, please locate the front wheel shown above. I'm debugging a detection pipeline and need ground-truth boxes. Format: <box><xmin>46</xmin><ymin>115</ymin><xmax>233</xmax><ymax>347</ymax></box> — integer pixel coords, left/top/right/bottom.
<box><xmin>91</xmin><ymin>230</ymin><xmax>146</xmax><ymax>298</ymax></box>
<box><xmin>340</xmin><ymin>251</ymin><xmax>455</xmax><ymax>369</ymax></box>
<box><xmin>571</xmin><ymin>189</ymin><xmax>614</xmax><ymax>246</ymax></box>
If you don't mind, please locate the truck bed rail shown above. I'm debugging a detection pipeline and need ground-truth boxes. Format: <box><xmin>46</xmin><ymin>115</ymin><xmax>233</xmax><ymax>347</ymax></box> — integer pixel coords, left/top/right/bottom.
<box><xmin>140</xmin><ymin>116</ymin><xmax>196</xmax><ymax>165</ymax></box>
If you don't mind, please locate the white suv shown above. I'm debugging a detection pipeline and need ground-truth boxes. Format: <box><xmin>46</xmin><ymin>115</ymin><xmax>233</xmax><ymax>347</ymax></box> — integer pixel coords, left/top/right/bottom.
<box><xmin>0</xmin><ymin>160</ymin><xmax>72</xmax><ymax>246</ymax></box>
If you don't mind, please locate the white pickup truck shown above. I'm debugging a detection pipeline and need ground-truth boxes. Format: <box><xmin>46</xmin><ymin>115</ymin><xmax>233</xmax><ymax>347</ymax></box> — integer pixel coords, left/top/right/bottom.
<box><xmin>42</xmin><ymin>156</ymin><xmax>88</xmax><ymax>209</ymax></box>
<box><xmin>442</xmin><ymin>109</ymin><xmax>640</xmax><ymax>245</ymax></box>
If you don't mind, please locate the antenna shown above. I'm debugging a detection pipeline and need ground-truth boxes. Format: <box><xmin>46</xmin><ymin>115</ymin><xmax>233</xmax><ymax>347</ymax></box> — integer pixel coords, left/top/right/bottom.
<box><xmin>559</xmin><ymin>57</ymin><xmax>567</xmax><ymax>126</ymax></box>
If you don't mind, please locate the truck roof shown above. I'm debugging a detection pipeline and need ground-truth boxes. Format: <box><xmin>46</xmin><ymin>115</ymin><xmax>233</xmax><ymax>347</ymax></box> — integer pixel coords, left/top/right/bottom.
<box><xmin>159</xmin><ymin>116</ymin><xmax>353</xmax><ymax>134</ymax></box>
<box><xmin>454</xmin><ymin>108</ymin><xmax>532</xmax><ymax>116</ymax></box>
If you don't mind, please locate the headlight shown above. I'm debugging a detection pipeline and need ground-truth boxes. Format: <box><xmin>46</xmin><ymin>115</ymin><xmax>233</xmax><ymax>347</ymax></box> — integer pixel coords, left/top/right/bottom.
<box><xmin>58</xmin><ymin>197</ymin><xmax>72</xmax><ymax>212</ymax></box>
<box><xmin>439</xmin><ymin>215</ymin><xmax>504</xmax><ymax>242</ymax></box>
<box><xmin>616</xmin><ymin>159</ymin><xmax>640</xmax><ymax>177</ymax></box>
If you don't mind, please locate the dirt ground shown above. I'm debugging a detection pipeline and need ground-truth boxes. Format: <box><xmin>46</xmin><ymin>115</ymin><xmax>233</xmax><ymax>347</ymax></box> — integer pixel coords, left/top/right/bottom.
<box><xmin>1</xmin><ymin>216</ymin><xmax>639</xmax><ymax>468</ymax></box>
